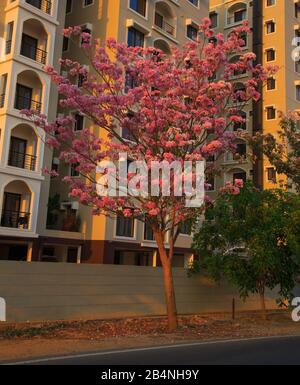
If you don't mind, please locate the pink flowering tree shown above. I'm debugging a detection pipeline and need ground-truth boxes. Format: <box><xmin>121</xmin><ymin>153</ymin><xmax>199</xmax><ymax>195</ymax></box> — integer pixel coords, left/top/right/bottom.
<box><xmin>25</xmin><ymin>19</ymin><xmax>276</xmax><ymax>330</ymax></box>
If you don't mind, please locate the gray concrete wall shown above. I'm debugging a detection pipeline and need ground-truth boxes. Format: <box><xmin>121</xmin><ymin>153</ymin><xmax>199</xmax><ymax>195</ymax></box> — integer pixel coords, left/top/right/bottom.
<box><xmin>0</xmin><ymin>261</ymin><xmax>278</xmax><ymax>323</ymax></box>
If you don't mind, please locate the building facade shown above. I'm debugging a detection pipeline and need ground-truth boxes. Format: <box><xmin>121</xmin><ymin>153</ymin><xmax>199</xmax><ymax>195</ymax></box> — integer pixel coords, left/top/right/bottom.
<box><xmin>0</xmin><ymin>0</ymin><xmax>66</xmax><ymax>261</ymax></box>
<box><xmin>39</xmin><ymin>0</ymin><xmax>209</xmax><ymax>267</ymax></box>
<box><xmin>209</xmin><ymin>0</ymin><xmax>300</xmax><ymax>191</ymax></box>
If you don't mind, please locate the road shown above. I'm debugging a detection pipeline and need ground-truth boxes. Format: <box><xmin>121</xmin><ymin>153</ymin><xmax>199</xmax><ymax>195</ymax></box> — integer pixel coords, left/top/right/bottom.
<box><xmin>6</xmin><ymin>336</ymin><xmax>300</xmax><ymax>365</ymax></box>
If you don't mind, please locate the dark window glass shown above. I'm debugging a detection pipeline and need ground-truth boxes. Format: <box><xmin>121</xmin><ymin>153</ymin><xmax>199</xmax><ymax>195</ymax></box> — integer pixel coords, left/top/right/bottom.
<box><xmin>127</xmin><ymin>27</ymin><xmax>144</xmax><ymax>48</ymax></box>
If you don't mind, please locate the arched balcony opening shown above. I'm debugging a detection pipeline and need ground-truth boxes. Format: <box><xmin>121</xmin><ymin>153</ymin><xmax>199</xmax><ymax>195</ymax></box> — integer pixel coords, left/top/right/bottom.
<box><xmin>227</xmin><ymin>167</ymin><xmax>248</xmax><ymax>185</ymax></box>
<box><xmin>15</xmin><ymin>70</ymin><xmax>43</xmax><ymax>113</ymax></box>
<box><xmin>1</xmin><ymin>181</ymin><xmax>32</xmax><ymax>230</ymax></box>
<box><xmin>154</xmin><ymin>1</ymin><xmax>176</xmax><ymax>37</ymax></box>
<box><xmin>8</xmin><ymin>125</ymin><xmax>38</xmax><ymax>172</ymax></box>
<box><xmin>227</xmin><ymin>2</ymin><xmax>247</xmax><ymax>25</ymax></box>
<box><xmin>21</xmin><ymin>19</ymin><xmax>48</xmax><ymax>65</ymax></box>
<box><xmin>225</xmin><ymin>139</ymin><xmax>247</xmax><ymax>163</ymax></box>
<box><xmin>153</xmin><ymin>39</ymin><xmax>171</xmax><ymax>55</ymax></box>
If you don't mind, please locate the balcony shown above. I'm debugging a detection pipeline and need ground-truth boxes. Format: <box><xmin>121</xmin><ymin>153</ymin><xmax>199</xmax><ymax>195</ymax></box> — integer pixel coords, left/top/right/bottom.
<box><xmin>26</xmin><ymin>0</ymin><xmax>52</xmax><ymax>15</ymax></box>
<box><xmin>8</xmin><ymin>151</ymin><xmax>37</xmax><ymax>171</ymax></box>
<box><xmin>15</xmin><ymin>71</ymin><xmax>43</xmax><ymax>113</ymax></box>
<box><xmin>21</xmin><ymin>20</ymin><xmax>48</xmax><ymax>65</ymax></box>
<box><xmin>8</xmin><ymin>125</ymin><xmax>39</xmax><ymax>171</ymax></box>
<box><xmin>1</xmin><ymin>181</ymin><xmax>32</xmax><ymax>231</ymax></box>
<box><xmin>1</xmin><ymin>210</ymin><xmax>31</xmax><ymax>230</ymax></box>
<box><xmin>154</xmin><ymin>2</ymin><xmax>176</xmax><ymax>38</ymax></box>
<box><xmin>155</xmin><ymin>14</ymin><xmax>175</xmax><ymax>36</ymax></box>
<box><xmin>15</xmin><ymin>94</ymin><xmax>42</xmax><ymax>113</ymax></box>
<box><xmin>227</xmin><ymin>3</ymin><xmax>247</xmax><ymax>26</ymax></box>
<box><xmin>21</xmin><ymin>41</ymin><xmax>47</xmax><ymax>65</ymax></box>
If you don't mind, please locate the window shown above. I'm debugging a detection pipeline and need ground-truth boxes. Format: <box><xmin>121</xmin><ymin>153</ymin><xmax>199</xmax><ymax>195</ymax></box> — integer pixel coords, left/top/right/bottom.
<box><xmin>234</xmin><ymin>83</ymin><xmax>246</xmax><ymax>103</ymax></box>
<box><xmin>295</xmin><ymin>2</ymin><xmax>300</xmax><ymax>18</ymax></box>
<box><xmin>240</xmin><ymin>32</ymin><xmax>247</xmax><ymax>47</ymax></box>
<box><xmin>267</xmin><ymin>77</ymin><xmax>276</xmax><ymax>90</ymax></box>
<box><xmin>74</xmin><ymin>114</ymin><xmax>84</xmax><ymax>131</ymax></box>
<box><xmin>179</xmin><ymin>220</ymin><xmax>192</xmax><ymax>235</ymax></box>
<box><xmin>63</xmin><ymin>36</ymin><xmax>69</xmax><ymax>52</ymax></box>
<box><xmin>236</xmin><ymin>143</ymin><xmax>247</xmax><ymax>157</ymax></box>
<box><xmin>266</xmin><ymin>48</ymin><xmax>275</xmax><ymax>61</ymax></box>
<box><xmin>6</xmin><ymin>22</ymin><xmax>14</xmax><ymax>54</ymax></box>
<box><xmin>233</xmin><ymin>111</ymin><xmax>247</xmax><ymax>131</ymax></box>
<box><xmin>116</xmin><ymin>216</ymin><xmax>134</xmax><ymax>238</ymax></box>
<box><xmin>81</xmin><ymin>26</ymin><xmax>91</xmax><ymax>45</ymax></box>
<box><xmin>267</xmin><ymin>167</ymin><xmax>277</xmax><ymax>182</ymax></box>
<box><xmin>125</xmin><ymin>71</ymin><xmax>137</xmax><ymax>92</ymax></box>
<box><xmin>127</xmin><ymin>27</ymin><xmax>144</xmax><ymax>47</ymax></box>
<box><xmin>51</xmin><ymin>158</ymin><xmax>59</xmax><ymax>176</ymax></box>
<box><xmin>0</xmin><ymin>74</ymin><xmax>7</xmax><ymax>108</ymax></box>
<box><xmin>296</xmin><ymin>85</ymin><xmax>300</xmax><ymax>101</ymax></box>
<box><xmin>129</xmin><ymin>0</ymin><xmax>146</xmax><ymax>17</ymax></box>
<box><xmin>66</xmin><ymin>0</ymin><xmax>72</xmax><ymax>13</ymax></box>
<box><xmin>78</xmin><ymin>73</ymin><xmax>86</xmax><ymax>87</ymax></box>
<box><xmin>21</xmin><ymin>34</ymin><xmax>41</xmax><ymax>63</ymax></box>
<box><xmin>266</xmin><ymin>106</ymin><xmax>276</xmax><ymax>120</ymax></box>
<box><xmin>206</xmin><ymin>175</ymin><xmax>215</xmax><ymax>191</ymax></box>
<box><xmin>266</xmin><ymin>0</ymin><xmax>275</xmax><ymax>6</ymax></box>
<box><xmin>233</xmin><ymin>9</ymin><xmax>246</xmax><ymax>23</ymax></box>
<box><xmin>266</xmin><ymin>21</ymin><xmax>275</xmax><ymax>34</ymax></box>
<box><xmin>83</xmin><ymin>0</ymin><xmax>93</xmax><ymax>6</ymax></box>
<box><xmin>144</xmin><ymin>222</ymin><xmax>155</xmax><ymax>241</ymax></box>
<box><xmin>188</xmin><ymin>0</ymin><xmax>199</xmax><ymax>6</ymax></box>
<box><xmin>187</xmin><ymin>24</ymin><xmax>198</xmax><ymax>41</ymax></box>
<box><xmin>209</xmin><ymin>12</ymin><xmax>218</xmax><ymax>28</ymax></box>
<box><xmin>296</xmin><ymin>60</ymin><xmax>300</xmax><ymax>74</ymax></box>
<box><xmin>15</xmin><ymin>84</ymin><xmax>32</xmax><ymax>110</ymax></box>
<box><xmin>70</xmin><ymin>163</ymin><xmax>80</xmax><ymax>177</ymax></box>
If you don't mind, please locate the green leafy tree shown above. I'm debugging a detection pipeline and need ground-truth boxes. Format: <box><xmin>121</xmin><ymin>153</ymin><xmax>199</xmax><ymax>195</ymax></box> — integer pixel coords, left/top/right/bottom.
<box><xmin>248</xmin><ymin>112</ymin><xmax>300</xmax><ymax>193</ymax></box>
<box><xmin>191</xmin><ymin>183</ymin><xmax>300</xmax><ymax>320</ymax></box>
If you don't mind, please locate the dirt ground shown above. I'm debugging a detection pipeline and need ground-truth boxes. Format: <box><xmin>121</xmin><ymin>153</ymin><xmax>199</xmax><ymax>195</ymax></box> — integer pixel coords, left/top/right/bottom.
<box><xmin>0</xmin><ymin>311</ymin><xmax>299</xmax><ymax>363</ymax></box>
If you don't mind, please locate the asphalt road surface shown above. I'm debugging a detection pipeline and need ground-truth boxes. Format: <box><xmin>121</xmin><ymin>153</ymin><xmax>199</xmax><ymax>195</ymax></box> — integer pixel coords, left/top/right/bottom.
<box><xmin>6</xmin><ymin>336</ymin><xmax>300</xmax><ymax>365</ymax></box>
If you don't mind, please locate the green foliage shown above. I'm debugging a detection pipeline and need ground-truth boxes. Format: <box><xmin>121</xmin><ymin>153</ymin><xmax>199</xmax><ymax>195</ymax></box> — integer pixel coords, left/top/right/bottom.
<box><xmin>249</xmin><ymin>114</ymin><xmax>300</xmax><ymax>193</ymax></box>
<box><xmin>191</xmin><ymin>183</ymin><xmax>300</xmax><ymax>306</ymax></box>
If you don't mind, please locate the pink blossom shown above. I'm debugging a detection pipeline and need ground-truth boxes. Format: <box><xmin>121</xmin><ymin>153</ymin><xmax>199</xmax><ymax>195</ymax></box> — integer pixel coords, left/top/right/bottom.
<box><xmin>234</xmin><ymin>179</ymin><xmax>244</xmax><ymax>188</ymax></box>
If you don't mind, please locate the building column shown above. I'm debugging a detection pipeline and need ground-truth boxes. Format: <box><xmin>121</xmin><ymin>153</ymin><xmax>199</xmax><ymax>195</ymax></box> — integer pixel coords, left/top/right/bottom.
<box><xmin>152</xmin><ymin>250</ymin><xmax>157</xmax><ymax>267</ymax></box>
<box><xmin>27</xmin><ymin>242</ymin><xmax>33</xmax><ymax>262</ymax></box>
<box><xmin>77</xmin><ymin>246</ymin><xmax>82</xmax><ymax>264</ymax></box>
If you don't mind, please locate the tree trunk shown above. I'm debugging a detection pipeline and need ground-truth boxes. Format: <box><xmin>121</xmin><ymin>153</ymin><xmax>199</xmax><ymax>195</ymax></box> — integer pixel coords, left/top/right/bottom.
<box><xmin>154</xmin><ymin>230</ymin><xmax>178</xmax><ymax>330</ymax></box>
<box><xmin>161</xmin><ymin>257</ymin><xmax>178</xmax><ymax>330</ymax></box>
<box><xmin>259</xmin><ymin>285</ymin><xmax>267</xmax><ymax>321</ymax></box>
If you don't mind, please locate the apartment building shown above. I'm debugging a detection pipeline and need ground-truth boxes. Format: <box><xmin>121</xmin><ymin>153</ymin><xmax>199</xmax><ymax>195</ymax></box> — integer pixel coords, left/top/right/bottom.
<box><xmin>209</xmin><ymin>0</ymin><xmax>300</xmax><ymax>191</ymax></box>
<box><xmin>38</xmin><ymin>0</ymin><xmax>209</xmax><ymax>267</ymax></box>
<box><xmin>0</xmin><ymin>0</ymin><xmax>66</xmax><ymax>261</ymax></box>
